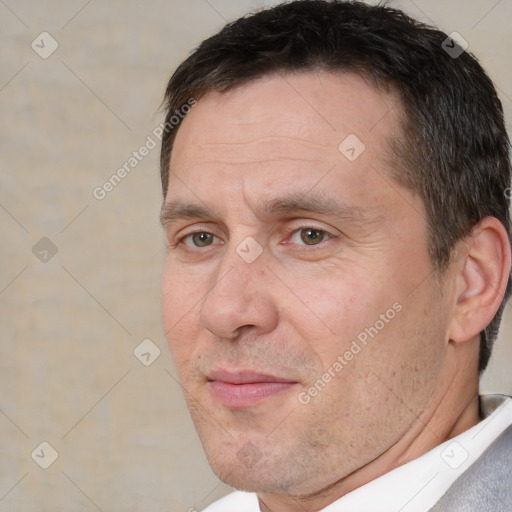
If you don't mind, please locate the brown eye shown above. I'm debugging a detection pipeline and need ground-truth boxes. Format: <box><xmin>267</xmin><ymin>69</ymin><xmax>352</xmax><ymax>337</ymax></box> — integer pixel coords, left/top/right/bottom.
<box><xmin>295</xmin><ymin>228</ymin><xmax>329</xmax><ymax>245</ymax></box>
<box><xmin>184</xmin><ymin>232</ymin><xmax>217</xmax><ymax>247</ymax></box>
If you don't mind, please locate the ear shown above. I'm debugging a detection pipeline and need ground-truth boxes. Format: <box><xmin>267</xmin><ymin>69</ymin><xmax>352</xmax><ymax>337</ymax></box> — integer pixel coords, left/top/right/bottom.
<box><xmin>449</xmin><ymin>217</ymin><xmax>511</xmax><ymax>343</ymax></box>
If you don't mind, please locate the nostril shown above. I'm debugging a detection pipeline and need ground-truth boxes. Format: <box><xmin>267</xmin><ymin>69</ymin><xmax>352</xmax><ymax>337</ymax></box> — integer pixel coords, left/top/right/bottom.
<box><xmin>229</xmin><ymin>325</ymin><xmax>256</xmax><ymax>340</ymax></box>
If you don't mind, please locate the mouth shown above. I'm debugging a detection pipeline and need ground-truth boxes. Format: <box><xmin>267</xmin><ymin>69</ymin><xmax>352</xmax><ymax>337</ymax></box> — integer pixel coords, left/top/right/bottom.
<box><xmin>206</xmin><ymin>369</ymin><xmax>299</xmax><ymax>408</ymax></box>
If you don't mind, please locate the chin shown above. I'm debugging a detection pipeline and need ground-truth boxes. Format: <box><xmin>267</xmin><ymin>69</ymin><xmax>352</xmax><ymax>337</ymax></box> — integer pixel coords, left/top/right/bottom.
<box><xmin>212</xmin><ymin>468</ymin><xmax>266</xmax><ymax>492</ymax></box>
<box><xmin>202</xmin><ymin>439</ymin><xmax>312</xmax><ymax>495</ymax></box>
<box><xmin>209</xmin><ymin>462</ymin><xmax>286</xmax><ymax>494</ymax></box>
<box><xmin>203</xmin><ymin>443</ymin><xmax>263</xmax><ymax>489</ymax></box>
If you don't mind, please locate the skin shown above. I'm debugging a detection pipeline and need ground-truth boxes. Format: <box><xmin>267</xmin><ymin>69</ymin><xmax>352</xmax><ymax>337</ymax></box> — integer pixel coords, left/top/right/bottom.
<box><xmin>160</xmin><ymin>71</ymin><xmax>509</xmax><ymax>512</ymax></box>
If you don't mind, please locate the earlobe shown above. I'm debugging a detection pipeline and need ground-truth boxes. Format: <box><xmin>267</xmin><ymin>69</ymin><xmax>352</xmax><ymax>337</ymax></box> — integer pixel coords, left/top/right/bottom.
<box><xmin>449</xmin><ymin>217</ymin><xmax>511</xmax><ymax>343</ymax></box>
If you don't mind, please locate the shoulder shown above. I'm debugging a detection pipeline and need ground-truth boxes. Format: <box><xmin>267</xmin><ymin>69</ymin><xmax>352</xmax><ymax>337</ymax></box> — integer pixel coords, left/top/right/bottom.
<box><xmin>430</xmin><ymin>424</ymin><xmax>512</xmax><ymax>511</ymax></box>
<box><xmin>201</xmin><ymin>491</ymin><xmax>259</xmax><ymax>512</ymax></box>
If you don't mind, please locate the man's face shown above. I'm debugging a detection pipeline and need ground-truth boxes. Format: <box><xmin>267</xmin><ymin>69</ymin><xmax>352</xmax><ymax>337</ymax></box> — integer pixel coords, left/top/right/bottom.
<box><xmin>161</xmin><ymin>72</ymin><xmax>454</xmax><ymax>495</ymax></box>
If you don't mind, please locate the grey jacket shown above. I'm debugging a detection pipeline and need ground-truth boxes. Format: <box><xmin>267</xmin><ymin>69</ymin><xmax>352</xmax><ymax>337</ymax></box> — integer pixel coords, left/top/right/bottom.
<box><xmin>429</xmin><ymin>425</ymin><xmax>512</xmax><ymax>511</ymax></box>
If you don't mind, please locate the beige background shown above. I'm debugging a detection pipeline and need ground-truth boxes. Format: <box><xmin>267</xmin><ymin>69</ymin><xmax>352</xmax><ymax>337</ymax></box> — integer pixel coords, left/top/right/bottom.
<box><xmin>1</xmin><ymin>0</ymin><xmax>511</xmax><ymax>510</ymax></box>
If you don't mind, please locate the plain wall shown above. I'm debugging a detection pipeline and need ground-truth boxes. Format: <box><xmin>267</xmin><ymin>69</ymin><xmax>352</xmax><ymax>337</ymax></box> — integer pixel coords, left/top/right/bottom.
<box><xmin>1</xmin><ymin>0</ymin><xmax>511</xmax><ymax>510</ymax></box>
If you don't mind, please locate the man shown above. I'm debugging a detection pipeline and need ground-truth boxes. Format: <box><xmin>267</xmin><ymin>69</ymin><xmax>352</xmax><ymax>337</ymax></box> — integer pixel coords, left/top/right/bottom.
<box><xmin>159</xmin><ymin>1</ymin><xmax>512</xmax><ymax>510</ymax></box>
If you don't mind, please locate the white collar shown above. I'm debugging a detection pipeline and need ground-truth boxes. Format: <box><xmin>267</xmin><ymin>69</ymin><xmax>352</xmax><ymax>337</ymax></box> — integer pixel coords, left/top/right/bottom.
<box><xmin>321</xmin><ymin>394</ymin><xmax>512</xmax><ymax>512</ymax></box>
<box><xmin>203</xmin><ymin>395</ymin><xmax>512</xmax><ymax>512</ymax></box>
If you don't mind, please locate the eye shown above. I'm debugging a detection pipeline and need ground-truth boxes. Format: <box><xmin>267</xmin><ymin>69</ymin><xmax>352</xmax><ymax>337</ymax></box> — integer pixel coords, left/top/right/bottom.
<box><xmin>290</xmin><ymin>227</ymin><xmax>331</xmax><ymax>246</ymax></box>
<box><xmin>182</xmin><ymin>231</ymin><xmax>221</xmax><ymax>248</ymax></box>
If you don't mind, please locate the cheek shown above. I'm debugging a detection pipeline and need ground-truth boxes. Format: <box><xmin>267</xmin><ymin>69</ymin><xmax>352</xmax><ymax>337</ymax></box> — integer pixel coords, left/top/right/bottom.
<box><xmin>280</xmin><ymin>268</ymin><xmax>387</xmax><ymax>353</ymax></box>
<box><xmin>161</xmin><ymin>256</ymin><xmax>206</xmax><ymax>321</ymax></box>
<box><xmin>161</xmin><ymin>263</ymin><xmax>202</xmax><ymax>363</ymax></box>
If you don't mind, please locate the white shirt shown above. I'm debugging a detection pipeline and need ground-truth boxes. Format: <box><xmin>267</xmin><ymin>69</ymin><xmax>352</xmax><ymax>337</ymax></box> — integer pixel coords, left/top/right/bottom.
<box><xmin>202</xmin><ymin>395</ymin><xmax>512</xmax><ymax>512</ymax></box>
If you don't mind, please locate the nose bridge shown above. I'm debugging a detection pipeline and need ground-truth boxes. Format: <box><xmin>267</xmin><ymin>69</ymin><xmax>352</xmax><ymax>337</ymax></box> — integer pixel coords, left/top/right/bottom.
<box><xmin>199</xmin><ymin>240</ymin><xmax>277</xmax><ymax>338</ymax></box>
<box><xmin>207</xmin><ymin>239</ymin><xmax>266</xmax><ymax>309</ymax></box>
<box><xmin>212</xmin><ymin>233</ymin><xmax>267</xmax><ymax>295</ymax></box>
<box><xmin>213</xmin><ymin>253</ymin><xmax>251</xmax><ymax>300</ymax></box>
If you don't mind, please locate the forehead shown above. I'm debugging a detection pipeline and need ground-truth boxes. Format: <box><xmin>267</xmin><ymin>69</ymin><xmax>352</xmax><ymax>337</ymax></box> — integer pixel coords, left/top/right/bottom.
<box><xmin>167</xmin><ymin>72</ymin><xmax>404</xmax><ymax>217</ymax></box>
<box><xmin>170</xmin><ymin>71</ymin><xmax>401</xmax><ymax>171</ymax></box>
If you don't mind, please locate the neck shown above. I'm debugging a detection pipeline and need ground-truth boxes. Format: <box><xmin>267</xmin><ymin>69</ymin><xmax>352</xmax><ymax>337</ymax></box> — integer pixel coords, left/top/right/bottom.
<box><xmin>257</xmin><ymin>346</ymin><xmax>480</xmax><ymax>512</ymax></box>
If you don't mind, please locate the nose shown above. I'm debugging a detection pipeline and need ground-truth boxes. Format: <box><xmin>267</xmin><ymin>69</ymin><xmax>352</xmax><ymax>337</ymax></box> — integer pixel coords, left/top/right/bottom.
<box><xmin>199</xmin><ymin>247</ymin><xmax>279</xmax><ymax>340</ymax></box>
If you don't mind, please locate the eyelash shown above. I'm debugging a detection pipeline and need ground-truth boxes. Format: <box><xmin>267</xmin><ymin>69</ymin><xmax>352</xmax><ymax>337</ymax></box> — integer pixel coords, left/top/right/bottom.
<box><xmin>175</xmin><ymin>225</ymin><xmax>334</xmax><ymax>249</ymax></box>
<box><xmin>180</xmin><ymin>230</ymin><xmax>222</xmax><ymax>248</ymax></box>
<box><xmin>285</xmin><ymin>224</ymin><xmax>333</xmax><ymax>246</ymax></box>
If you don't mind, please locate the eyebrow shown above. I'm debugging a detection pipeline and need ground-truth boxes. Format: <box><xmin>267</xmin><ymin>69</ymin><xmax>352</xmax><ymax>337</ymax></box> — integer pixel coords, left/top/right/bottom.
<box><xmin>263</xmin><ymin>193</ymin><xmax>367</xmax><ymax>220</ymax></box>
<box><xmin>160</xmin><ymin>201</ymin><xmax>221</xmax><ymax>227</ymax></box>
<box><xmin>159</xmin><ymin>193</ymin><xmax>369</xmax><ymax>228</ymax></box>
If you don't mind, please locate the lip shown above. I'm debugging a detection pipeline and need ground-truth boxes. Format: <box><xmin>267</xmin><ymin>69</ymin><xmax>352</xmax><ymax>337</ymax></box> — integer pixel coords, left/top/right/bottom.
<box><xmin>206</xmin><ymin>369</ymin><xmax>299</xmax><ymax>408</ymax></box>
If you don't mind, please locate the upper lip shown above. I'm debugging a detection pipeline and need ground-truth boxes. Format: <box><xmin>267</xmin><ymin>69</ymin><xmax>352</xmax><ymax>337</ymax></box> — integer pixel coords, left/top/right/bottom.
<box><xmin>207</xmin><ymin>368</ymin><xmax>297</xmax><ymax>384</ymax></box>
